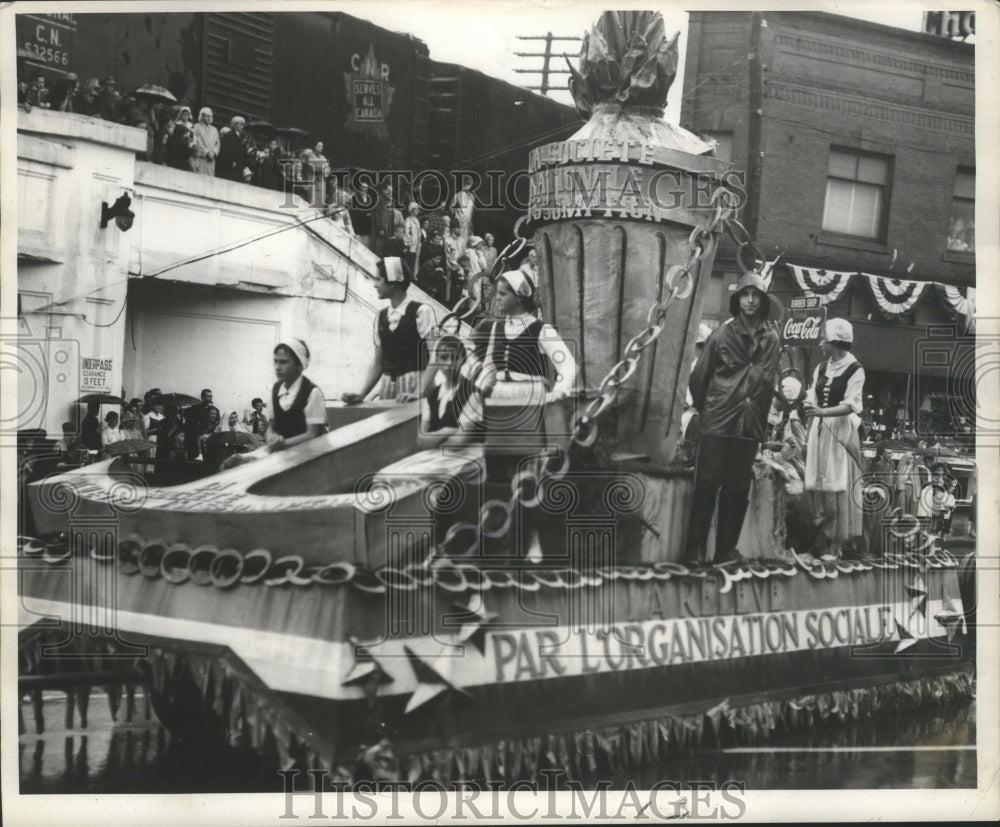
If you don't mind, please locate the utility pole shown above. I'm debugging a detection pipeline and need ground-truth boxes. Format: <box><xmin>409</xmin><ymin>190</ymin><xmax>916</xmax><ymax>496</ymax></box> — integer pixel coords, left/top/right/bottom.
<box><xmin>746</xmin><ymin>12</ymin><xmax>765</xmax><ymax>239</ymax></box>
<box><xmin>514</xmin><ymin>33</ymin><xmax>582</xmax><ymax>95</ymax></box>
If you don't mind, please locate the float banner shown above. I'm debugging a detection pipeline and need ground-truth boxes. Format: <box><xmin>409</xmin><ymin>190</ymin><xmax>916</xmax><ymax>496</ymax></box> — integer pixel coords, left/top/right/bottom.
<box><xmin>21</xmin><ymin>558</ymin><xmax>963</xmax><ymax>701</ymax></box>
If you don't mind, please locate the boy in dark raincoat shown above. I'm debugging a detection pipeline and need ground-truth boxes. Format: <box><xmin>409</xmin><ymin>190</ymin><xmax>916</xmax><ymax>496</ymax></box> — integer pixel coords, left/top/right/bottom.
<box><xmin>685</xmin><ymin>272</ymin><xmax>782</xmax><ymax>566</ymax></box>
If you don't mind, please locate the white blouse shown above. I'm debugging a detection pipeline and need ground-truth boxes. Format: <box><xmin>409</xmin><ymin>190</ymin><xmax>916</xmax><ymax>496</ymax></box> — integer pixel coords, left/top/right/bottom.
<box><xmin>806</xmin><ymin>353</ymin><xmax>865</xmax><ymax>415</ymax></box>
<box><xmin>275</xmin><ymin>375</ymin><xmax>327</xmax><ymax>426</ymax></box>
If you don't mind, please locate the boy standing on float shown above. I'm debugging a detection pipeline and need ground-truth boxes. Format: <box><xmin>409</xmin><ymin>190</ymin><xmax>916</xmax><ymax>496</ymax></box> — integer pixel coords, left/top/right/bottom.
<box><xmin>685</xmin><ymin>273</ymin><xmax>781</xmax><ymax>566</ymax></box>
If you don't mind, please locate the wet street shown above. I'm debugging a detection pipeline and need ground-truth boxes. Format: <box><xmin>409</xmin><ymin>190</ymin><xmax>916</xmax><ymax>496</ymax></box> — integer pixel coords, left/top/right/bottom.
<box><xmin>20</xmin><ymin>691</ymin><xmax>976</xmax><ymax>793</ymax></box>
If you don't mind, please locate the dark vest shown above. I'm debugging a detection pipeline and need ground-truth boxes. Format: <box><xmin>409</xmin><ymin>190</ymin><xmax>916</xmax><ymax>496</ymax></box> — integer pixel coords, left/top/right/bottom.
<box><xmin>426</xmin><ymin>377</ymin><xmax>479</xmax><ymax>433</ymax></box>
<box><xmin>378</xmin><ymin>302</ymin><xmax>428</xmax><ymax>379</ymax></box>
<box><xmin>271</xmin><ymin>375</ymin><xmax>319</xmax><ymax>438</ymax></box>
<box><xmin>815</xmin><ymin>360</ymin><xmax>862</xmax><ymax>408</ymax></box>
<box><xmin>479</xmin><ymin>318</ymin><xmax>551</xmax><ymax>381</ymax></box>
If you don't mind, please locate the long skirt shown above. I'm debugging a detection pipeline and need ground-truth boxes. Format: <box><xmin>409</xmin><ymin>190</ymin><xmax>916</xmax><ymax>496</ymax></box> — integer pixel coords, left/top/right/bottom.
<box><xmin>805</xmin><ymin>415</ymin><xmax>863</xmax><ymax>550</ymax></box>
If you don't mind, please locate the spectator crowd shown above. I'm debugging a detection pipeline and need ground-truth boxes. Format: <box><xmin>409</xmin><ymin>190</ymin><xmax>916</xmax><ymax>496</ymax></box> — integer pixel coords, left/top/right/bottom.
<box><xmin>18</xmin><ymin>65</ymin><xmax>541</xmax><ymax>317</ymax></box>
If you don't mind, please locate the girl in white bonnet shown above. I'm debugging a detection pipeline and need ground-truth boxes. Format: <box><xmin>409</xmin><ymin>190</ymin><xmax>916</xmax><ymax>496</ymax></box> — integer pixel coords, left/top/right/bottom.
<box><xmin>802</xmin><ymin>318</ymin><xmax>867</xmax><ymax>559</ymax></box>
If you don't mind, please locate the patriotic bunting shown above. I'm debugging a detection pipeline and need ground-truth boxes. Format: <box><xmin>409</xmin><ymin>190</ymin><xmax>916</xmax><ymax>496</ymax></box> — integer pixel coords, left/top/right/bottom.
<box><xmin>787</xmin><ymin>265</ymin><xmax>855</xmax><ymax>306</ymax></box>
<box><xmin>864</xmin><ymin>274</ymin><xmax>927</xmax><ymax>318</ymax></box>
<box><xmin>784</xmin><ymin>264</ymin><xmax>975</xmax><ymax>322</ymax></box>
<box><xmin>935</xmin><ymin>284</ymin><xmax>976</xmax><ymax>333</ymax></box>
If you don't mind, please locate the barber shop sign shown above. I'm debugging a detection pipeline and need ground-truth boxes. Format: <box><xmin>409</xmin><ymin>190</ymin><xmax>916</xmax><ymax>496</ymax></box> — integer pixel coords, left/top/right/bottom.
<box><xmin>783</xmin><ymin>296</ymin><xmax>827</xmax><ymax>346</ymax></box>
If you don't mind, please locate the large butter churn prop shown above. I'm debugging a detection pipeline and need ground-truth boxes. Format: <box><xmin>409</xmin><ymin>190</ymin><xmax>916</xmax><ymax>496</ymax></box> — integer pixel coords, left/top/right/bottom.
<box><xmin>527</xmin><ymin>11</ymin><xmax>735</xmax><ymax>467</ymax></box>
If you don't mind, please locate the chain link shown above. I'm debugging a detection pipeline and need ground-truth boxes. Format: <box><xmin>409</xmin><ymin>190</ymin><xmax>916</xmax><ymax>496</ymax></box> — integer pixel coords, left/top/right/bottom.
<box><xmin>429</xmin><ymin>180</ymin><xmax>753</xmax><ymax>562</ymax></box>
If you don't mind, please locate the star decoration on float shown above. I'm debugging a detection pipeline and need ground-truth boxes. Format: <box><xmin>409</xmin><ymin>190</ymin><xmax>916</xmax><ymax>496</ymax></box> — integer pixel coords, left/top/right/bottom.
<box><xmin>905</xmin><ymin>572</ymin><xmax>928</xmax><ymax>621</ymax></box>
<box><xmin>403</xmin><ymin>645</ymin><xmax>472</xmax><ymax>714</ymax></box>
<box><xmin>933</xmin><ymin>598</ymin><xmax>964</xmax><ymax>643</ymax></box>
<box><xmin>342</xmin><ymin>636</ymin><xmax>394</xmax><ymax>702</ymax></box>
<box><xmin>893</xmin><ymin>619</ymin><xmax>918</xmax><ymax>654</ymax></box>
<box><xmin>452</xmin><ymin>594</ymin><xmax>499</xmax><ymax>655</ymax></box>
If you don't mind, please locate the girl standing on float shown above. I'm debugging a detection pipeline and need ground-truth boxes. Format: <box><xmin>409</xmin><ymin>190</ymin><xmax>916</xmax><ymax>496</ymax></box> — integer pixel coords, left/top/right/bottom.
<box><xmin>802</xmin><ymin>318</ymin><xmax>866</xmax><ymax>559</ymax></box>
<box><xmin>342</xmin><ymin>257</ymin><xmax>437</xmax><ymax>405</ymax></box>
<box><xmin>463</xmin><ymin>269</ymin><xmax>576</xmax><ymax>477</ymax></box>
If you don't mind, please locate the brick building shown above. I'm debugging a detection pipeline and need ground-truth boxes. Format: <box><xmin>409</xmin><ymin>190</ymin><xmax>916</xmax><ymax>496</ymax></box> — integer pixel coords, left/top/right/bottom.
<box><xmin>681</xmin><ymin>11</ymin><xmax>975</xmax><ymax>433</ymax></box>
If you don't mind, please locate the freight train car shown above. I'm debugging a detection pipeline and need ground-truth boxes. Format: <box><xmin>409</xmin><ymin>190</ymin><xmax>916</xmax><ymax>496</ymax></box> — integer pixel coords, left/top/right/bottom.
<box><xmin>425</xmin><ymin>61</ymin><xmax>581</xmax><ymax>246</ymax></box>
<box><xmin>19</xmin><ymin>9</ymin><xmax>579</xmax><ymax>240</ymax></box>
<box><xmin>271</xmin><ymin>12</ymin><xmax>431</xmax><ymax>175</ymax></box>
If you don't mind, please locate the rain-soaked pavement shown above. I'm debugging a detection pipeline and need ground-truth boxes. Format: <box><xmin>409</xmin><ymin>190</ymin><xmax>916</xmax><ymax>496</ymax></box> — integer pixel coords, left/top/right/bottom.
<box><xmin>19</xmin><ymin>691</ymin><xmax>976</xmax><ymax>793</ymax></box>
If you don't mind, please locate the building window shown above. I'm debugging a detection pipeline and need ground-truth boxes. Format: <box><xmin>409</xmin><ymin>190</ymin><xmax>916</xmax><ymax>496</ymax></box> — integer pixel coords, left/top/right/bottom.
<box><xmin>822</xmin><ymin>149</ymin><xmax>891</xmax><ymax>240</ymax></box>
<box><xmin>947</xmin><ymin>167</ymin><xmax>974</xmax><ymax>253</ymax></box>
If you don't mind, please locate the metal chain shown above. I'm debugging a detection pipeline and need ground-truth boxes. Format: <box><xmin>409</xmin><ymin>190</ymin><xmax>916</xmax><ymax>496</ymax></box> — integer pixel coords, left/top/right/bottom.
<box><xmin>433</xmin><ymin>181</ymin><xmax>743</xmax><ymax>564</ymax></box>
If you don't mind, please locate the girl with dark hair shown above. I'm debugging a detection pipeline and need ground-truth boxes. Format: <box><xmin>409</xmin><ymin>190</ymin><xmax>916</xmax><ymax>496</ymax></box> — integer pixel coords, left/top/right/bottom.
<box><xmin>342</xmin><ymin>257</ymin><xmax>436</xmax><ymax>405</ymax></box>
<box><xmin>803</xmin><ymin>318</ymin><xmax>867</xmax><ymax>559</ymax></box>
<box><xmin>420</xmin><ymin>335</ymin><xmax>484</xmax><ymax>446</ymax></box>
<box><xmin>267</xmin><ymin>338</ymin><xmax>327</xmax><ymax>451</ymax></box>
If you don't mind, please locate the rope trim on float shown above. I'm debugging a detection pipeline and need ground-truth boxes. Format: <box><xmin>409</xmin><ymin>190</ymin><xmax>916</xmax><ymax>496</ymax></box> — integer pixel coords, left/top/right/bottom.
<box><xmin>17</xmin><ymin>533</ymin><xmax>962</xmax><ymax>595</ymax></box>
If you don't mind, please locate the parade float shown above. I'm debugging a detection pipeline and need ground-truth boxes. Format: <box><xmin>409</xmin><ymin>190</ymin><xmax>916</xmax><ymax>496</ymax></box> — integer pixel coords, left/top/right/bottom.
<box><xmin>19</xmin><ymin>12</ymin><xmax>974</xmax><ymax>785</ymax></box>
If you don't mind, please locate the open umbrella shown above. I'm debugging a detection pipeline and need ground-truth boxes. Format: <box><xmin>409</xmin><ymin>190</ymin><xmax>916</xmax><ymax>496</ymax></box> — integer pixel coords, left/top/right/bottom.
<box><xmin>154</xmin><ymin>392</ymin><xmax>201</xmax><ymax>408</ymax></box>
<box><xmin>246</xmin><ymin>120</ymin><xmax>276</xmax><ymax>135</ymax></box>
<box><xmin>132</xmin><ymin>84</ymin><xmax>177</xmax><ymax>104</ymax></box>
<box><xmin>276</xmin><ymin>126</ymin><xmax>311</xmax><ymax>153</ymax></box>
<box><xmin>105</xmin><ymin>439</ymin><xmax>156</xmax><ymax>457</ymax></box>
<box><xmin>78</xmin><ymin>392</ymin><xmax>126</xmax><ymax>405</ymax></box>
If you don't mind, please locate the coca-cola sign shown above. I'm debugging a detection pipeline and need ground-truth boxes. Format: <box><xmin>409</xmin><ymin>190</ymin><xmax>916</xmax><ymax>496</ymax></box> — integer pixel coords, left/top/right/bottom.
<box><xmin>782</xmin><ymin>307</ymin><xmax>827</xmax><ymax>345</ymax></box>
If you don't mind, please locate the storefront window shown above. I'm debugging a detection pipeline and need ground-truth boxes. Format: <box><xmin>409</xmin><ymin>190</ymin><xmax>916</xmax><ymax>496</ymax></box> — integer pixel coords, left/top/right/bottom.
<box><xmin>822</xmin><ymin>148</ymin><xmax>891</xmax><ymax>240</ymax></box>
<box><xmin>947</xmin><ymin>168</ymin><xmax>975</xmax><ymax>253</ymax></box>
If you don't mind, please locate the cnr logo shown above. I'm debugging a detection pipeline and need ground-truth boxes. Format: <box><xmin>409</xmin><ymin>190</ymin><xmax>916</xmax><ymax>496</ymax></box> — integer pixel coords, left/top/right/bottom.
<box><xmin>350</xmin><ymin>50</ymin><xmax>390</xmax><ymax>81</ymax></box>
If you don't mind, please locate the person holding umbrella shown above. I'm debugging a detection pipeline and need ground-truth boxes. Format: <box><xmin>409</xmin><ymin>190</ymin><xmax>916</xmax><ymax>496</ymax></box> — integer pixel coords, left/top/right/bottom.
<box><xmin>802</xmin><ymin>318</ymin><xmax>867</xmax><ymax>560</ymax></box>
<box><xmin>80</xmin><ymin>402</ymin><xmax>104</xmax><ymax>452</ymax></box>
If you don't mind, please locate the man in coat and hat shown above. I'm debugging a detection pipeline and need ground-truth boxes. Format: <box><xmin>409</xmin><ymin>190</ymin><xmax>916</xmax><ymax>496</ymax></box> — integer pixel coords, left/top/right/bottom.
<box><xmin>685</xmin><ymin>273</ymin><xmax>782</xmax><ymax>566</ymax></box>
